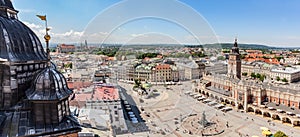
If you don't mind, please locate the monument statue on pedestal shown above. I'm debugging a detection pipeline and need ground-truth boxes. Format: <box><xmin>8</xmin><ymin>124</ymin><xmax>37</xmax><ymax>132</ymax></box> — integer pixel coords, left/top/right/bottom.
<box><xmin>199</xmin><ymin>111</ymin><xmax>209</xmax><ymax>128</ymax></box>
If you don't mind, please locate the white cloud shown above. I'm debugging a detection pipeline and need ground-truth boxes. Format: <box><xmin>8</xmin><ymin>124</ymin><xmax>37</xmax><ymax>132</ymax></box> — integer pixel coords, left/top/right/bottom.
<box><xmin>131</xmin><ymin>33</ymin><xmax>146</xmax><ymax>37</ymax></box>
<box><xmin>53</xmin><ymin>30</ymin><xmax>81</xmax><ymax>37</ymax></box>
<box><xmin>23</xmin><ymin>21</ymin><xmax>42</xmax><ymax>29</ymax></box>
<box><xmin>24</xmin><ymin>21</ymin><xmax>86</xmax><ymax>43</ymax></box>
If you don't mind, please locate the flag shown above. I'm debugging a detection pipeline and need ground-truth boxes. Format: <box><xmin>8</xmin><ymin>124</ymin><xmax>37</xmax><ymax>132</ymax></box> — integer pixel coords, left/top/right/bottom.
<box><xmin>46</xmin><ymin>27</ymin><xmax>51</xmax><ymax>31</ymax></box>
<box><xmin>36</xmin><ymin>15</ymin><xmax>46</xmax><ymax>21</ymax></box>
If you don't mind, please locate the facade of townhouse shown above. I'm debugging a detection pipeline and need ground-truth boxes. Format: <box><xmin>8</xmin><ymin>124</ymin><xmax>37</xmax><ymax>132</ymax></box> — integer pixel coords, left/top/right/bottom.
<box><xmin>205</xmin><ymin>62</ymin><xmax>228</xmax><ymax>74</ymax></box>
<box><xmin>175</xmin><ymin>60</ymin><xmax>204</xmax><ymax>80</ymax></box>
<box><xmin>270</xmin><ymin>67</ymin><xmax>300</xmax><ymax>83</ymax></box>
<box><xmin>115</xmin><ymin>60</ymin><xmax>203</xmax><ymax>83</ymax></box>
<box><xmin>151</xmin><ymin>64</ymin><xmax>172</xmax><ymax>83</ymax></box>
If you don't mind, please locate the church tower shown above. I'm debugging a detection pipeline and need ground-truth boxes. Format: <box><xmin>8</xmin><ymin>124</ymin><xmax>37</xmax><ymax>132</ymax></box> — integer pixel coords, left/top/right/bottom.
<box><xmin>228</xmin><ymin>38</ymin><xmax>241</xmax><ymax>79</ymax></box>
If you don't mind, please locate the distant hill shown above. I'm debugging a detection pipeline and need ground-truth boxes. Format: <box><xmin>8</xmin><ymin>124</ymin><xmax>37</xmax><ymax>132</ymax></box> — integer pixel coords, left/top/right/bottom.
<box><xmin>203</xmin><ymin>43</ymin><xmax>277</xmax><ymax>50</ymax></box>
<box><xmin>119</xmin><ymin>43</ymin><xmax>277</xmax><ymax>50</ymax></box>
<box><xmin>47</xmin><ymin>43</ymin><xmax>297</xmax><ymax>50</ymax></box>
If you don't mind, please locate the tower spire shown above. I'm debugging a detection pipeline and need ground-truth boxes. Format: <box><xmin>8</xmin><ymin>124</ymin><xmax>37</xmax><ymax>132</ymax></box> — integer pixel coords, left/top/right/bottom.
<box><xmin>234</xmin><ymin>37</ymin><xmax>238</xmax><ymax>47</ymax></box>
<box><xmin>37</xmin><ymin>15</ymin><xmax>51</xmax><ymax>66</ymax></box>
<box><xmin>228</xmin><ymin>37</ymin><xmax>241</xmax><ymax>79</ymax></box>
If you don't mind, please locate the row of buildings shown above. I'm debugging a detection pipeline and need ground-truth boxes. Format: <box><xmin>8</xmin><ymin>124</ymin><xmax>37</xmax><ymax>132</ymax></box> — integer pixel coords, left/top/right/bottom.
<box><xmin>197</xmin><ymin>39</ymin><xmax>300</xmax><ymax>127</ymax></box>
<box><xmin>242</xmin><ymin>61</ymin><xmax>300</xmax><ymax>83</ymax></box>
<box><xmin>207</xmin><ymin>54</ymin><xmax>300</xmax><ymax>83</ymax></box>
<box><xmin>111</xmin><ymin>59</ymin><xmax>205</xmax><ymax>84</ymax></box>
<box><xmin>244</xmin><ymin>49</ymin><xmax>300</xmax><ymax>65</ymax></box>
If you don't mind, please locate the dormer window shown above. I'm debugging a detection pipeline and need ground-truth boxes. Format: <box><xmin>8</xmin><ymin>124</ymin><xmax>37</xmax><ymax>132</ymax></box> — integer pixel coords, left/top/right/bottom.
<box><xmin>0</xmin><ymin>2</ymin><xmax>18</xmax><ymax>19</ymax></box>
<box><xmin>7</xmin><ymin>12</ymin><xmax>16</xmax><ymax>19</ymax></box>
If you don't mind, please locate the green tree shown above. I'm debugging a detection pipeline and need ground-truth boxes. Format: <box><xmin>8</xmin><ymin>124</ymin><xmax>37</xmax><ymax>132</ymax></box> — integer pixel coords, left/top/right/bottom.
<box><xmin>274</xmin><ymin>131</ymin><xmax>287</xmax><ymax>137</ymax></box>
<box><xmin>259</xmin><ymin>74</ymin><xmax>265</xmax><ymax>82</ymax></box>
<box><xmin>262</xmin><ymin>56</ymin><xmax>270</xmax><ymax>59</ymax></box>
<box><xmin>133</xmin><ymin>85</ymin><xmax>139</xmax><ymax>89</ymax></box>
<box><xmin>291</xmin><ymin>50</ymin><xmax>300</xmax><ymax>53</ymax></box>
<box><xmin>134</xmin><ymin>79</ymin><xmax>141</xmax><ymax>87</ymax></box>
<box><xmin>240</xmin><ymin>54</ymin><xmax>246</xmax><ymax>59</ymax></box>
<box><xmin>256</xmin><ymin>73</ymin><xmax>261</xmax><ymax>79</ymax></box>
<box><xmin>251</xmin><ymin>73</ymin><xmax>256</xmax><ymax>78</ymax></box>
<box><xmin>50</xmin><ymin>48</ymin><xmax>56</xmax><ymax>52</ymax></box>
<box><xmin>217</xmin><ymin>56</ymin><xmax>225</xmax><ymax>61</ymax></box>
<box><xmin>222</xmin><ymin>49</ymin><xmax>230</xmax><ymax>53</ymax></box>
<box><xmin>191</xmin><ymin>52</ymin><xmax>206</xmax><ymax>58</ymax></box>
<box><xmin>275</xmin><ymin>56</ymin><xmax>283</xmax><ymax>61</ymax></box>
<box><xmin>95</xmin><ymin>47</ymin><xmax>119</xmax><ymax>57</ymax></box>
<box><xmin>64</xmin><ymin>62</ymin><xmax>72</xmax><ymax>69</ymax></box>
<box><xmin>96</xmin><ymin>51</ymin><xmax>104</xmax><ymax>55</ymax></box>
<box><xmin>276</xmin><ymin>76</ymin><xmax>280</xmax><ymax>81</ymax></box>
<box><xmin>282</xmin><ymin>78</ymin><xmax>288</xmax><ymax>83</ymax></box>
<box><xmin>242</xmin><ymin>72</ymin><xmax>248</xmax><ymax>76</ymax></box>
<box><xmin>136</xmin><ymin>52</ymin><xmax>160</xmax><ymax>59</ymax></box>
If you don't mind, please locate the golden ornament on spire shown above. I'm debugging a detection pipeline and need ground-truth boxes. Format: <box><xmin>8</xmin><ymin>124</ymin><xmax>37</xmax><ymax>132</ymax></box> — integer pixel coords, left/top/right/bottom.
<box><xmin>36</xmin><ymin>15</ymin><xmax>46</xmax><ymax>21</ymax></box>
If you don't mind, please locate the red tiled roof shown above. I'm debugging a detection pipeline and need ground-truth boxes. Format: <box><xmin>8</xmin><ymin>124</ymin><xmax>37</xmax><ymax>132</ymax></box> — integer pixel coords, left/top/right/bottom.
<box><xmin>264</xmin><ymin>58</ymin><xmax>280</xmax><ymax>65</ymax></box>
<box><xmin>106</xmin><ymin>57</ymin><xmax>115</xmax><ymax>61</ymax></box>
<box><xmin>155</xmin><ymin>64</ymin><xmax>170</xmax><ymax>70</ymax></box>
<box><xmin>247</xmin><ymin>53</ymin><xmax>263</xmax><ymax>58</ymax></box>
<box><xmin>59</xmin><ymin>44</ymin><xmax>75</xmax><ymax>49</ymax></box>
<box><xmin>157</xmin><ymin>55</ymin><xmax>163</xmax><ymax>59</ymax></box>
<box><xmin>245</xmin><ymin>50</ymin><xmax>262</xmax><ymax>54</ymax></box>
<box><xmin>243</xmin><ymin>57</ymin><xmax>280</xmax><ymax>65</ymax></box>
<box><xmin>93</xmin><ymin>85</ymin><xmax>119</xmax><ymax>101</ymax></box>
<box><xmin>67</xmin><ymin>82</ymin><xmax>74</xmax><ymax>89</ymax></box>
<box><xmin>244</xmin><ymin>57</ymin><xmax>264</xmax><ymax>62</ymax></box>
<box><xmin>143</xmin><ymin>57</ymin><xmax>150</xmax><ymax>61</ymax></box>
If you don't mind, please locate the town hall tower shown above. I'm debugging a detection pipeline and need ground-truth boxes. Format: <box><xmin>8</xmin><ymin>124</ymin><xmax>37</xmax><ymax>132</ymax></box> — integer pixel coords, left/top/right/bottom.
<box><xmin>228</xmin><ymin>38</ymin><xmax>241</xmax><ymax>79</ymax></box>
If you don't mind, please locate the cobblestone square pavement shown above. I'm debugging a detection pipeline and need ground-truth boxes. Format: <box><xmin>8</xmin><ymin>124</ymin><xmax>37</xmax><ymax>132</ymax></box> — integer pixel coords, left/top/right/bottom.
<box><xmin>119</xmin><ymin>81</ymin><xmax>300</xmax><ymax>137</ymax></box>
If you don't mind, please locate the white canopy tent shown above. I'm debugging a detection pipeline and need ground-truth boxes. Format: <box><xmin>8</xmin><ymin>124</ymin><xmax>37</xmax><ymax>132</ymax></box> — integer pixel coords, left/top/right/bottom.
<box><xmin>276</xmin><ymin>109</ymin><xmax>284</xmax><ymax>112</ymax></box>
<box><xmin>214</xmin><ymin>104</ymin><xmax>225</xmax><ymax>108</ymax></box>
<box><xmin>207</xmin><ymin>101</ymin><xmax>218</xmax><ymax>106</ymax></box>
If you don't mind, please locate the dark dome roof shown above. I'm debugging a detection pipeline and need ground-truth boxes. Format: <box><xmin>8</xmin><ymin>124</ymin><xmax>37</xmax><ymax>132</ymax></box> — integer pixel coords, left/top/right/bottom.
<box><xmin>26</xmin><ymin>67</ymin><xmax>73</xmax><ymax>101</ymax></box>
<box><xmin>0</xmin><ymin>0</ymin><xmax>14</xmax><ymax>9</ymax></box>
<box><xmin>0</xmin><ymin>1</ymin><xmax>47</xmax><ymax>62</ymax></box>
<box><xmin>50</xmin><ymin>61</ymin><xmax>57</xmax><ymax>69</ymax></box>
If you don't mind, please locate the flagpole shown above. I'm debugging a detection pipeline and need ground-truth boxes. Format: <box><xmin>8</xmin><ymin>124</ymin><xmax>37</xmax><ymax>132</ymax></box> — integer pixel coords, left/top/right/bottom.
<box><xmin>42</xmin><ymin>15</ymin><xmax>51</xmax><ymax>66</ymax></box>
<box><xmin>45</xmin><ymin>15</ymin><xmax>48</xmax><ymax>35</ymax></box>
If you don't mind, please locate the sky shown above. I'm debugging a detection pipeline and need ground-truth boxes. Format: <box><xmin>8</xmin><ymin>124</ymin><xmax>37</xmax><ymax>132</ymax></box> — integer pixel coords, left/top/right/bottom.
<box><xmin>13</xmin><ymin>0</ymin><xmax>300</xmax><ymax>47</ymax></box>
